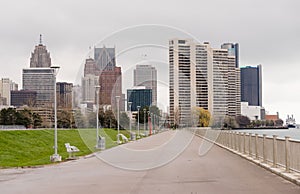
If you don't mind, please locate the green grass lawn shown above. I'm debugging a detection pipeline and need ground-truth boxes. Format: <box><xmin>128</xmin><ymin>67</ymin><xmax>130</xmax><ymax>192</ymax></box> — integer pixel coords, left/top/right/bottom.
<box><xmin>0</xmin><ymin>128</ymin><xmax>131</xmax><ymax>168</ymax></box>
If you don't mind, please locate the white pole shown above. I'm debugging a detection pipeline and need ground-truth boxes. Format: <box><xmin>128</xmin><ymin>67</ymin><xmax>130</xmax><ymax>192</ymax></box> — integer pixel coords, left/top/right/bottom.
<box><xmin>128</xmin><ymin>102</ymin><xmax>132</xmax><ymax>137</ymax></box>
<box><xmin>137</xmin><ymin>106</ymin><xmax>140</xmax><ymax>138</ymax></box>
<box><xmin>116</xmin><ymin>96</ymin><xmax>120</xmax><ymax>144</ymax></box>
<box><xmin>50</xmin><ymin>66</ymin><xmax>61</xmax><ymax>162</ymax></box>
<box><xmin>96</xmin><ymin>85</ymin><xmax>100</xmax><ymax>148</ymax></box>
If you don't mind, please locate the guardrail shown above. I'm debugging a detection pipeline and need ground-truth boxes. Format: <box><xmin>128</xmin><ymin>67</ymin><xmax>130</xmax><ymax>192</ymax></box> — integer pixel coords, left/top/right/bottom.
<box><xmin>195</xmin><ymin>129</ymin><xmax>300</xmax><ymax>174</ymax></box>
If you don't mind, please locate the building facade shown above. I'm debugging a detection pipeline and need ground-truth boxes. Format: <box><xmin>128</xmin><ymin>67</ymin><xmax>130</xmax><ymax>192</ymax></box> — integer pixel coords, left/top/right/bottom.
<box><xmin>0</xmin><ymin>78</ymin><xmax>18</xmax><ymax>106</ymax></box>
<box><xmin>81</xmin><ymin>74</ymin><xmax>99</xmax><ymax>104</ymax></box>
<box><xmin>127</xmin><ymin>87</ymin><xmax>152</xmax><ymax>111</ymax></box>
<box><xmin>134</xmin><ymin>65</ymin><xmax>157</xmax><ymax>105</ymax></box>
<box><xmin>30</xmin><ymin>36</ymin><xmax>51</xmax><ymax>68</ymax></box>
<box><xmin>240</xmin><ymin>65</ymin><xmax>262</xmax><ymax>106</ymax></box>
<box><xmin>22</xmin><ymin>68</ymin><xmax>55</xmax><ymax>107</ymax></box>
<box><xmin>11</xmin><ymin>90</ymin><xmax>37</xmax><ymax>107</ymax></box>
<box><xmin>169</xmin><ymin>39</ymin><xmax>241</xmax><ymax>126</ymax></box>
<box><xmin>221</xmin><ymin>43</ymin><xmax>239</xmax><ymax>68</ymax></box>
<box><xmin>57</xmin><ymin>82</ymin><xmax>73</xmax><ymax>109</ymax></box>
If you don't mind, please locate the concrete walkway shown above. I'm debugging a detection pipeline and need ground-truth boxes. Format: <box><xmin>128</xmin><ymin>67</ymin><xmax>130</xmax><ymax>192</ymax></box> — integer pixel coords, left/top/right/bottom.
<box><xmin>1</xmin><ymin>130</ymin><xmax>300</xmax><ymax>194</ymax></box>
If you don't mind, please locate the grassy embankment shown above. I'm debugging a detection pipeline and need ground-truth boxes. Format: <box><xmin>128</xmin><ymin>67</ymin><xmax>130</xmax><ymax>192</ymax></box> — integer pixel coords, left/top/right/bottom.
<box><xmin>0</xmin><ymin>128</ymin><xmax>130</xmax><ymax>168</ymax></box>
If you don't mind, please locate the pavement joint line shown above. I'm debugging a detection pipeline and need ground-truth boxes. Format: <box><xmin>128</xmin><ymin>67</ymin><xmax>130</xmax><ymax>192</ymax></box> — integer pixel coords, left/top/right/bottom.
<box><xmin>194</xmin><ymin>132</ymin><xmax>300</xmax><ymax>186</ymax></box>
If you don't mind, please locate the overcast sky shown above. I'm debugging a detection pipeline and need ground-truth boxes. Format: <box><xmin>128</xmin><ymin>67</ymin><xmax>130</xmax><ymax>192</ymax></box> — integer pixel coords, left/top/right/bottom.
<box><xmin>0</xmin><ymin>0</ymin><xmax>299</xmax><ymax>121</ymax></box>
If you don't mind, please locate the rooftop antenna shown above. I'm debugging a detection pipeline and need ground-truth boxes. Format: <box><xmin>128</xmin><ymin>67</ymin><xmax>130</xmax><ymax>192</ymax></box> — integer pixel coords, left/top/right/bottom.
<box><xmin>39</xmin><ymin>34</ymin><xmax>43</xmax><ymax>45</ymax></box>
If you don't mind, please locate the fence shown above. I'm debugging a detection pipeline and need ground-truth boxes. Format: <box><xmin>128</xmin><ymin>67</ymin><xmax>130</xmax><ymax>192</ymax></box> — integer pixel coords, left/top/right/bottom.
<box><xmin>195</xmin><ymin>128</ymin><xmax>300</xmax><ymax>173</ymax></box>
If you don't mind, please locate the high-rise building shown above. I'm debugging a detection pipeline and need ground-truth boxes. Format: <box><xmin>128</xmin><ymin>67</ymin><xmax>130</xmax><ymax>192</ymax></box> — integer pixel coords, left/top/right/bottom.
<box><xmin>23</xmin><ymin>68</ymin><xmax>55</xmax><ymax>107</ymax></box>
<box><xmin>56</xmin><ymin>82</ymin><xmax>73</xmax><ymax>109</ymax></box>
<box><xmin>127</xmin><ymin>86</ymin><xmax>152</xmax><ymax>111</ymax></box>
<box><xmin>84</xmin><ymin>58</ymin><xmax>97</xmax><ymax>77</ymax></box>
<box><xmin>30</xmin><ymin>35</ymin><xmax>51</xmax><ymax>68</ymax></box>
<box><xmin>240</xmin><ymin>65</ymin><xmax>262</xmax><ymax>106</ymax></box>
<box><xmin>0</xmin><ymin>78</ymin><xmax>18</xmax><ymax>106</ymax></box>
<box><xmin>134</xmin><ymin>65</ymin><xmax>157</xmax><ymax>105</ymax></box>
<box><xmin>221</xmin><ymin>43</ymin><xmax>239</xmax><ymax>68</ymax></box>
<box><xmin>94</xmin><ymin>46</ymin><xmax>116</xmax><ymax>71</ymax></box>
<box><xmin>169</xmin><ymin>39</ymin><xmax>241</xmax><ymax>126</ymax></box>
<box><xmin>81</xmin><ymin>74</ymin><xmax>99</xmax><ymax>104</ymax></box>
<box><xmin>82</xmin><ymin>46</ymin><xmax>123</xmax><ymax>111</ymax></box>
<box><xmin>99</xmin><ymin>67</ymin><xmax>122</xmax><ymax>110</ymax></box>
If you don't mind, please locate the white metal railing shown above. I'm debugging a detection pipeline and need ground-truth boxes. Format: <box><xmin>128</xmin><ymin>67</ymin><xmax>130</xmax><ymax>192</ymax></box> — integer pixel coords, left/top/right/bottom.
<box><xmin>195</xmin><ymin>128</ymin><xmax>300</xmax><ymax>173</ymax></box>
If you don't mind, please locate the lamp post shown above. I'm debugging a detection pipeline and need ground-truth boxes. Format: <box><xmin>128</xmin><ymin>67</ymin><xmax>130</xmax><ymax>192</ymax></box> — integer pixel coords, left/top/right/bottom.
<box><xmin>143</xmin><ymin>108</ymin><xmax>146</xmax><ymax>136</ymax></box>
<box><xmin>128</xmin><ymin>102</ymin><xmax>132</xmax><ymax>138</ymax></box>
<box><xmin>150</xmin><ymin>112</ymin><xmax>153</xmax><ymax>135</ymax></box>
<box><xmin>137</xmin><ymin>106</ymin><xmax>141</xmax><ymax>138</ymax></box>
<box><xmin>116</xmin><ymin>96</ymin><xmax>120</xmax><ymax>144</ymax></box>
<box><xmin>50</xmin><ymin>66</ymin><xmax>61</xmax><ymax>162</ymax></box>
<box><xmin>95</xmin><ymin>85</ymin><xmax>101</xmax><ymax>148</ymax></box>
<box><xmin>153</xmin><ymin>113</ymin><xmax>156</xmax><ymax>134</ymax></box>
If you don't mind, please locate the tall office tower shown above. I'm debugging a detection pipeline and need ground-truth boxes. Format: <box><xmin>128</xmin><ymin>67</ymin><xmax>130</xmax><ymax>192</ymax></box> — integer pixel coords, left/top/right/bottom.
<box><xmin>81</xmin><ymin>74</ymin><xmax>99</xmax><ymax>103</ymax></box>
<box><xmin>0</xmin><ymin>78</ymin><xmax>18</xmax><ymax>106</ymax></box>
<box><xmin>94</xmin><ymin>46</ymin><xmax>116</xmax><ymax>71</ymax></box>
<box><xmin>221</xmin><ymin>43</ymin><xmax>239</xmax><ymax>68</ymax></box>
<box><xmin>133</xmin><ymin>65</ymin><xmax>157</xmax><ymax>105</ymax></box>
<box><xmin>56</xmin><ymin>82</ymin><xmax>73</xmax><ymax>109</ymax></box>
<box><xmin>84</xmin><ymin>58</ymin><xmax>97</xmax><ymax>77</ymax></box>
<box><xmin>127</xmin><ymin>86</ymin><xmax>152</xmax><ymax>111</ymax></box>
<box><xmin>30</xmin><ymin>35</ymin><xmax>52</xmax><ymax>68</ymax></box>
<box><xmin>23</xmin><ymin>68</ymin><xmax>55</xmax><ymax>107</ymax></box>
<box><xmin>240</xmin><ymin>65</ymin><xmax>262</xmax><ymax>106</ymax></box>
<box><xmin>169</xmin><ymin>39</ymin><xmax>241</xmax><ymax>126</ymax></box>
<box><xmin>99</xmin><ymin>67</ymin><xmax>122</xmax><ymax>110</ymax></box>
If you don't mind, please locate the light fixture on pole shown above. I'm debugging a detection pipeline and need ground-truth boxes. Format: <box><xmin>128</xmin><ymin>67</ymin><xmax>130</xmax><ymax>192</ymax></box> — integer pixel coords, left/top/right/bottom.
<box><xmin>137</xmin><ymin>106</ymin><xmax>141</xmax><ymax>138</ymax></box>
<box><xmin>95</xmin><ymin>85</ymin><xmax>101</xmax><ymax>149</ymax></box>
<box><xmin>116</xmin><ymin>96</ymin><xmax>120</xmax><ymax>144</ymax></box>
<box><xmin>50</xmin><ymin>66</ymin><xmax>61</xmax><ymax>162</ymax></box>
<box><xmin>128</xmin><ymin>102</ymin><xmax>132</xmax><ymax>139</ymax></box>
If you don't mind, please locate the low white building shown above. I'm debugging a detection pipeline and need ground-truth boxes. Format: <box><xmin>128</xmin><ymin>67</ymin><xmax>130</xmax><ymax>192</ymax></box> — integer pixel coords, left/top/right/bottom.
<box><xmin>241</xmin><ymin>102</ymin><xmax>262</xmax><ymax>120</ymax></box>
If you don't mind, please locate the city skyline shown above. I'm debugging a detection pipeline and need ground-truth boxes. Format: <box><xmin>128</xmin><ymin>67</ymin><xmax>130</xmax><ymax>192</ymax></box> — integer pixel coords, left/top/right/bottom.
<box><xmin>0</xmin><ymin>0</ymin><xmax>299</xmax><ymax>121</ymax></box>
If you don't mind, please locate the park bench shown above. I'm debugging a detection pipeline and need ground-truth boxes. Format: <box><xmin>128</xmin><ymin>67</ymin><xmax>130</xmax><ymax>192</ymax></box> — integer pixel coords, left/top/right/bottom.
<box><xmin>65</xmin><ymin>143</ymin><xmax>80</xmax><ymax>159</ymax></box>
<box><xmin>117</xmin><ymin>134</ymin><xmax>128</xmax><ymax>143</ymax></box>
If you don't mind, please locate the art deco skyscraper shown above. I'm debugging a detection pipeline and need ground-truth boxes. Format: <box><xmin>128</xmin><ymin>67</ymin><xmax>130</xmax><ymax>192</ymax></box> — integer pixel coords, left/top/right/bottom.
<box><xmin>134</xmin><ymin>65</ymin><xmax>157</xmax><ymax>105</ymax></box>
<box><xmin>23</xmin><ymin>35</ymin><xmax>55</xmax><ymax>107</ymax></box>
<box><xmin>30</xmin><ymin>35</ymin><xmax>52</xmax><ymax>68</ymax></box>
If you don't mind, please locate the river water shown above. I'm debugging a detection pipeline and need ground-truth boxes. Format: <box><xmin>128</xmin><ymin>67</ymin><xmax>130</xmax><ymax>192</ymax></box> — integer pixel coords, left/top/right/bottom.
<box><xmin>235</xmin><ymin>128</ymin><xmax>300</xmax><ymax>141</ymax></box>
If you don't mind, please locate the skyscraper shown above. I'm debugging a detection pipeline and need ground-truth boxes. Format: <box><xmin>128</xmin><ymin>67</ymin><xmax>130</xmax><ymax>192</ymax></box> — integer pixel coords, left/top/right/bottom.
<box><xmin>221</xmin><ymin>43</ymin><xmax>239</xmax><ymax>68</ymax></box>
<box><xmin>56</xmin><ymin>82</ymin><xmax>73</xmax><ymax>109</ymax></box>
<box><xmin>127</xmin><ymin>86</ymin><xmax>152</xmax><ymax>111</ymax></box>
<box><xmin>133</xmin><ymin>65</ymin><xmax>157</xmax><ymax>105</ymax></box>
<box><xmin>94</xmin><ymin>46</ymin><xmax>116</xmax><ymax>71</ymax></box>
<box><xmin>30</xmin><ymin>35</ymin><xmax>52</xmax><ymax>68</ymax></box>
<box><xmin>240</xmin><ymin>65</ymin><xmax>262</xmax><ymax>106</ymax></box>
<box><xmin>169</xmin><ymin>39</ymin><xmax>241</xmax><ymax>126</ymax></box>
<box><xmin>22</xmin><ymin>35</ymin><xmax>55</xmax><ymax>107</ymax></box>
<box><xmin>82</xmin><ymin>74</ymin><xmax>99</xmax><ymax>103</ymax></box>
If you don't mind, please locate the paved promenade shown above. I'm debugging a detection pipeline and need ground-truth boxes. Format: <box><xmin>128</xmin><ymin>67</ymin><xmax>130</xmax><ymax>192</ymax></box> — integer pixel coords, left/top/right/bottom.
<box><xmin>1</xmin><ymin>130</ymin><xmax>300</xmax><ymax>194</ymax></box>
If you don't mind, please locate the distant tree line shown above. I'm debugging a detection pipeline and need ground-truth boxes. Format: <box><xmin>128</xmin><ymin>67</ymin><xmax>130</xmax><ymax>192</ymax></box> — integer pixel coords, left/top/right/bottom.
<box><xmin>223</xmin><ymin>115</ymin><xmax>284</xmax><ymax>129</ymax></box>
<box><xmin>0</xmin><ymin>108</ymin><xmax>42</xmax><ymax>128</ymax></box>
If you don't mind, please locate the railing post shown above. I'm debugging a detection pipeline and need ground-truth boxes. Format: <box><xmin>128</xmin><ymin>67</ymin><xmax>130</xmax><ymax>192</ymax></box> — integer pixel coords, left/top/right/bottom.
<box><xmin>239</xmin><ymin>132</ymin><xmax>242</xmax><ymax>153</ymax></box>
<box><xmin>249</xmin><ymin>133</ymin><xmax>252</xmax><ymax>157</ymax></box>
<box><xmin>234</xmin><ymin>132</ymin><xmax>237</xmax><ymax>151</ymax></box>
<box><xmin>255</xmin><ymin>134</ymin><xmax>259</xmax><ymax>160</ymax></box>
<box><xmin>263</xmin><ymin>134</ymin><xmax>267</xmax><ymax>163</ymax></box>
<box><xmin>285</xmin><ymin>136</ymin><xmax>290</xmax><ymax>172</ymax></box>
<box><xmin>272</xmin><ymin>135</ymin><xmax>278</xmax><ymax>168</ymax></box>
<box><xmin>243</xmin><ymin>133</ymin><xmax>246</xmax><ymax>154</ymax></box>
